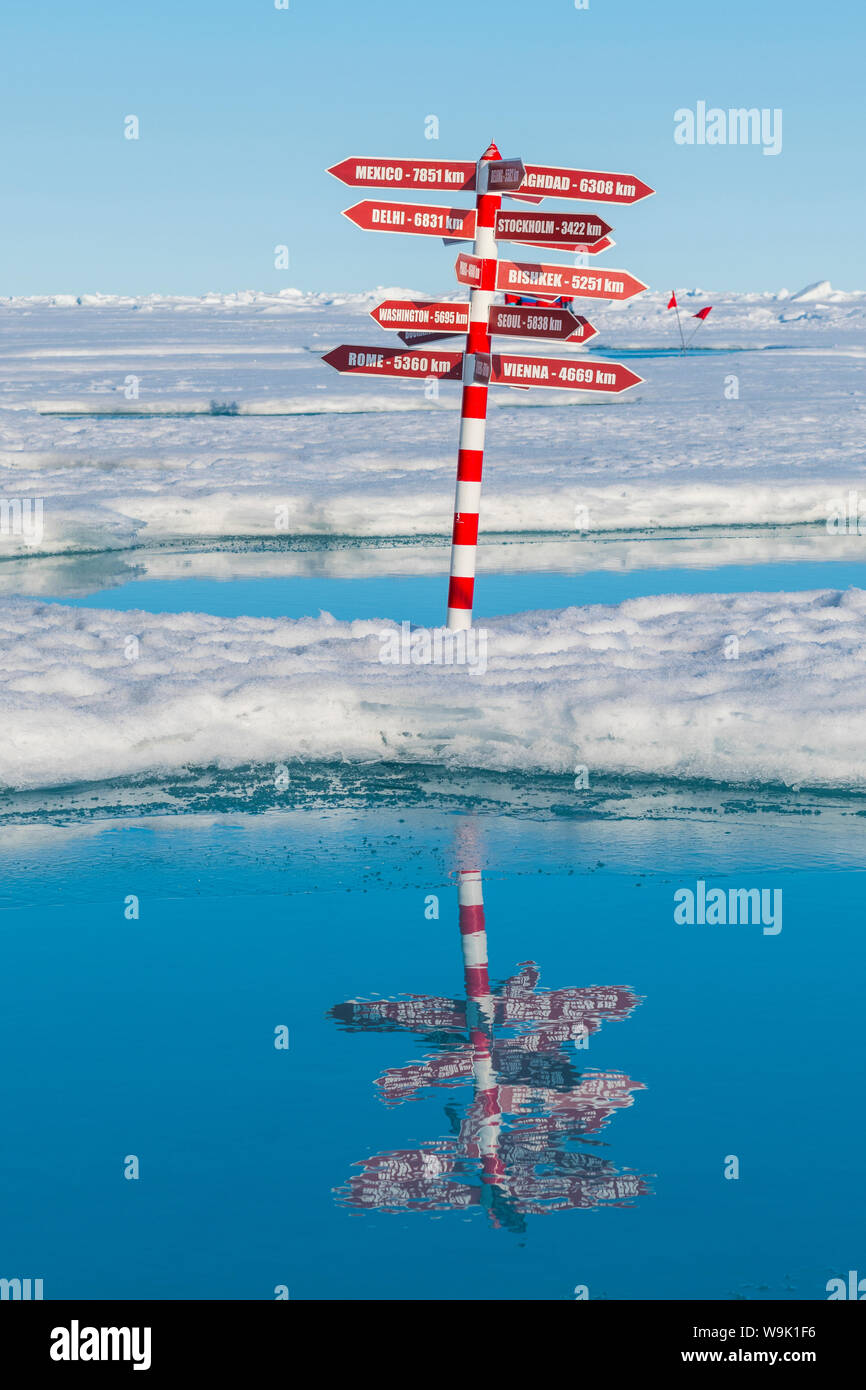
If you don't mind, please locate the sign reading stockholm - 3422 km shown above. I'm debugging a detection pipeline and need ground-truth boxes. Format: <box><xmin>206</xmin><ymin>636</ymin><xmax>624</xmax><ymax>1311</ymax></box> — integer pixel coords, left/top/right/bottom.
<box><xmin>498</xmin><ymin>261</ymin><xmax>647</xmax><ymax>301</ymax></box>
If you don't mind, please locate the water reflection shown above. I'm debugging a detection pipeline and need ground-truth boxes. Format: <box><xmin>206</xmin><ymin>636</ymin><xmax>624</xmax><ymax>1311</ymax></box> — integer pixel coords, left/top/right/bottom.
<box><xmin>329</xmin><ymin>865</ymin><xmax>651</xmax><ymax>1227</ymax></box>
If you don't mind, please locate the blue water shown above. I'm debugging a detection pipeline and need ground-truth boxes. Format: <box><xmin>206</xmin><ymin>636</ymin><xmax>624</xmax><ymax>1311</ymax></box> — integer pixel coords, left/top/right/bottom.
<box><xmin>0</xmin><ymin>808</ymin><xmax>863</xmax><ymax>1300</ymax></box>
<box><xmin>27</xmin><ymin>559</ymin><xmax>866</xmax><ymax>624</ymax></box>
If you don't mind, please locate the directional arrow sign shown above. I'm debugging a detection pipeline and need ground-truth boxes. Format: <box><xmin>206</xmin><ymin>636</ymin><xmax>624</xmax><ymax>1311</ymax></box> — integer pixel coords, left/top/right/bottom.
<box><xmin>328</xmin><ymin>157</ymin><xmax>475</xmax><ymax>190</ymax></box>
<box><xmin>488</xmin><ymin>304</ymin><xmax>597</xmax><ymax>343</ymax></box>
<box><xmin>497</xmin><ymin>261</ymin><xmax>647</xmax><ymax>301</ymax></box>
<box><xmin>370</xmin><ymin>300</ymin><xmax>470</xmax><ymax>333</ymax></box>
<box><xmin>491</xmin><ymin>354</ymin><xmax>642</xmax><ymax>392</ymax></box>
<box><xmin>343</xmin><ymin>200</ymin><xmax>475</xmax><ymax>238</ymax></box>
<box><xmin>484</xmin><ymin>158</ymin><xmax>525</xmax><ymax>192</ymax></box>
<box><xmin>322</xmin><ymin>344</ymin><xmax>464</xmax><ymax>381</ymax></box>
<box><xmin>495</xmin><ymin>210</ymin><xmax>613</xmax><ymax>245</ymax></box>
<box><xmin>521</xmin><ymin>165</ymin><xmax>654</xmax><ymax>204</ymax></box>
<box><xmin>455</xmin><ymin>252</ymin><xmax>494</xmax><ymax>289</ymax></box>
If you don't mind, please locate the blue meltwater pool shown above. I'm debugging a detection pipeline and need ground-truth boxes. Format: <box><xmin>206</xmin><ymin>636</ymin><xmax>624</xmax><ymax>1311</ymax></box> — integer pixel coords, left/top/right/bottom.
<box><xmin>0</xmin><ymin>796</ymin><xmax>862</xmax><ymax>1300</ymax></box>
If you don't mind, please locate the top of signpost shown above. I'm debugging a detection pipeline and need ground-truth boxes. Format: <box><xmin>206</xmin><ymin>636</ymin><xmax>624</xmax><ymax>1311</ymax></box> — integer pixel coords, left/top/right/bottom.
<box><xmin>327</xmin><ymin>155</ymin><xmax>654</xmax><ymax>204</ymax></box>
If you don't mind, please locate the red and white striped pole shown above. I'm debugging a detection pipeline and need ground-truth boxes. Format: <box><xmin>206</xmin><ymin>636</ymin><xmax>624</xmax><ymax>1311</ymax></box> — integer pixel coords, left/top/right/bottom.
<box><xmin>446</xmin><ymin>141</ymin><xmax>502</xmax><ymax>631</ymax></box>
<box><xmin>457</xmin><ymin>867</ymin><xmax>506</xmax><ymax>1188</ymax></box>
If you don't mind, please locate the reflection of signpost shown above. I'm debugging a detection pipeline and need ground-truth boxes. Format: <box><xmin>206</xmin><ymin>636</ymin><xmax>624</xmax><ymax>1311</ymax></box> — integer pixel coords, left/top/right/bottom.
<box><xmin>324</xmin><ymin>141</ymin><xmax>651</xmax><ymax>627</ymax></box>
<box><xmin>329</xmin><ymin>863</ymin><xmax>650</xmax><ymax>1226</ymax></box>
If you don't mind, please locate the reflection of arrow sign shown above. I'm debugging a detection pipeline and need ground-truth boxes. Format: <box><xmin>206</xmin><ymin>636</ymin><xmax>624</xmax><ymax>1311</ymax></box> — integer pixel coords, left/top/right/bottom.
<box><xmin>370</xmin><ymin>299</ymin><xmax>470</xmax><ymax>332</ymax></box>
<box><xmin>488</xmin><ymin>304</ymin><xmax>596</xmax><ymax>343</ymax></box>
<box><xmin>343</xmin><ymin>200</ymin><xmax>475</xmax><ymax>238</ymax></box>
<box><xmin>323</xmin><ymin>344</ymin><xmax>463</xmax><ymax>380</ymax></box>
<box><xmin>492</xmin><ymin>354</ymin><xmax>642</xmax><ymax>393</ymax></box>
<box><xmin>498</xmin><ymin>260</ymin><xmax>647</xmax><ymax>302</ymax></box>
<box><xmin>521</xmin><ymin>164</ymin><xmax>654</xmax><ymax>204</ymax></box>
<box><xmin>495</xmin><ymin>210</ymin><xmax>613</xmax><ymax>245</ymax></box>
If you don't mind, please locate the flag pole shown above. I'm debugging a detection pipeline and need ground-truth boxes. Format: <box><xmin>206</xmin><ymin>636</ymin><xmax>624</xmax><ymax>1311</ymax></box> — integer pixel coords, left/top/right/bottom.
<box><xmin>445</xmin><ymin>142</ymin><xmax>502</xmax><ymax>632</ymax></box>
<box><xmin>684</xmin><ymin>307</ymin><xmax>712</xmax><ymax>350</ymax></box>
<box><xmin>671</xmin><ymin>291</ymin><xmax>685</xmax><ymax>353</ymax></box>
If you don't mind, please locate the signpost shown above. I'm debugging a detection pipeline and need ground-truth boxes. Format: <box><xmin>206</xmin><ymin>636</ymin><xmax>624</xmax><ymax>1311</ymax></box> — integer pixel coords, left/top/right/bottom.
<box><xmin>324</xmin><ymin>140</ymin><xmax>652</xmax><ymax>629</ymax></box>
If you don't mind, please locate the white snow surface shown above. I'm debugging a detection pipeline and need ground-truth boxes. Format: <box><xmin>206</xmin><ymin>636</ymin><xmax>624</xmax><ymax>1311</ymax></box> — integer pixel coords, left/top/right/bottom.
<box><xmin>1</xmin><ymin>286</ymin><xmax>865</xmax><ymax>555</ymax></box>
<box><xmin>1</xmin><ymin>589</ymin><xmax>864</xmax><ymax>791</ymax></box>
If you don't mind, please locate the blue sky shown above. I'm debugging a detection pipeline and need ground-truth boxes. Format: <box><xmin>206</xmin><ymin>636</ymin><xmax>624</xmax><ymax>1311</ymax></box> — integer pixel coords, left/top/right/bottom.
<box><xmin>2</xmin><ymin>0</ymin><xmax>863</xmax><ymax>295</ymax></box>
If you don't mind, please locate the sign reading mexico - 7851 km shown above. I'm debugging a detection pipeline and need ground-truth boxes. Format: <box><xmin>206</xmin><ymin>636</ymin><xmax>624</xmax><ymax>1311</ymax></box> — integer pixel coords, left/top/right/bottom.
<box><xmin>323</xmin><ymin>141</ymin><xmax>652</xmax><ymax>630</ymax></box>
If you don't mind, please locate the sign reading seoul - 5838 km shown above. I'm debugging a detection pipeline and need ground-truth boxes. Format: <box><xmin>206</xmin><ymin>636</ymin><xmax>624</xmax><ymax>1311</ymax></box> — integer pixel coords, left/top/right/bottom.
<box><xmin>323</xmin><ymin>140</ymin><xmax>652</xmax><ymax>632</ymax></box>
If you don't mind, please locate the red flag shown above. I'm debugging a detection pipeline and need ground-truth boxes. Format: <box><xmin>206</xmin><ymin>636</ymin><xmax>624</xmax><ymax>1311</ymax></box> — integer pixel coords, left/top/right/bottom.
<box><xmin>667</xmin><ymin>292</ymin><xmax>677</xmax><ymax>309</ymax></box>
<box><xmin>692</xmin><ymin>306</ymin><xmax>712</xmax><ymax>320</ymax></box>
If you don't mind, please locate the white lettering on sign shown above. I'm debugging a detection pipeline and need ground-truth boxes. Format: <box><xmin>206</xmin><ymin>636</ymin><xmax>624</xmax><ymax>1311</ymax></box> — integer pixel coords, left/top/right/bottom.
<box><xmin>380</xmin><ymin>306</ymin><xmax>464</xmax><ymax>326</ymax></box>
<box><xmin>501</xmin><ymin>360</ymin><xmax>551</xmax><ymax>381</ymax></box>
<box><xmin>355</xmin><ymin>164</ymin><xmax>405</xmax><ymax>182</ymax></box>
<box><xmin>498</xmin><ymin>218</ymin><xmax>556</xmax><ymax>235</ymax></box>
<box><xmin>524</xmin><ymin>173</ymin><xmax>572</xmax><ymax>191</ymax></box>
<box><xmin>348</xmin><ymin>351</ymin><xmax>384</xmax><ymax>368</ymax></box>
<box><xmin>506</xmin><ymin>269</ymin><xmax>563</xmax><ymax>287</ymax></box>
<box><xmin>371</xmin><ymin>207</ymin><xmax>406</xmax><ymax>225</ymax></box>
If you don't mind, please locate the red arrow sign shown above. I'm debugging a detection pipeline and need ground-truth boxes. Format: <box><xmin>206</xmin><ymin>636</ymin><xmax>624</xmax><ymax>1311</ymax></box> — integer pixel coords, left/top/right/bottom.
<box><xmin>497</xmin><ymin>261</ymin><xmax>647</xmax><ymax>301</ymax></box>
<box><xmin>455</xmin><ymin>252</ymin><xmax>494</xmax><ymax>289</ymax></box>
<box><xmin>491</xmin><ymin>354</ymin><xmax>642</xmax><ymax>392</ymax></box>
<box><xmin>484</xmin><ymin>158</ymin><xmax>525</xmax><ymax>192</ymax></box>
<box><xmin>343</xmin><ymin>200</ymin><xmax>475</xmax><ymax>238</ymax></box>
<box><xmin>488</xmin><ymin>304</ymin><xmax>597</xmax><ymax>343</ymax></box>
<box><xmin>328</xmin><ymin>156</ymin><xmax>475</xmax><ymax>190</ymax></box>
<box><xmin>370</xmin><ymin>300</ymin><xmax>470</xmax><ymax>333</ymax></box>
<box><xmin>495</xmin><ymin>210</ymin><xmax>613</xmax><ymax>245</ymax></box>
<box><xmin>322</xmin><ymin>344</ymin><xmax>464</xmax><ymax>381</ymax></box>
<box><xmin>521</xmin><ymin>165</ymin><xmax>654</xmax><ymax>204</ymax></box>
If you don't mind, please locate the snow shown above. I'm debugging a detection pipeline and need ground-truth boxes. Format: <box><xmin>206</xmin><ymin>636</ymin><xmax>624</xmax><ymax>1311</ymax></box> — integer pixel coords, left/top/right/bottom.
<box><xmin>1</xmin><ymin>589</ymin><xmax>865</xmax><ymax>792</ymax></box>
<box><xmin>1</xmin><ymin>287</ymin><xmax>865</xmax><ymax>556</ymax></box>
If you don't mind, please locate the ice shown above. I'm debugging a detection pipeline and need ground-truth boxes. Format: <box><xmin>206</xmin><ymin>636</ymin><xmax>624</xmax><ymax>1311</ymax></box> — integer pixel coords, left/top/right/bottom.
<box><xmin>1</xmin><ymin>289</ymin><xmax>865</xmax><ymax>556</ymax></box>
<box><xmin>1</xmin><ymin>589</ymin><xmax>864</xmax><ymax>792</ymax></box>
